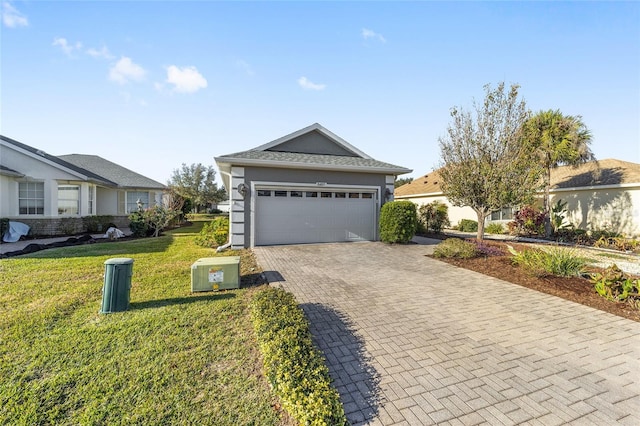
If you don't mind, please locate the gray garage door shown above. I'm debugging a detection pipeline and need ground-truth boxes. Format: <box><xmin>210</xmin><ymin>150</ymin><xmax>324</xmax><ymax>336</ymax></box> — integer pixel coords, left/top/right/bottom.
<box><xmin>254</xmin><ymin>188</ymin><xmax>377</xmax><ymax>246</ymax></box>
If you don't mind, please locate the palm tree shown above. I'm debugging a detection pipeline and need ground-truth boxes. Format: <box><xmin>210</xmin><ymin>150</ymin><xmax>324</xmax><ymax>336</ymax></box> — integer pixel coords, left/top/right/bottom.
<box><xmin>523</xmin><ymin>110</ymin><xmax>594</xmax><ymax>237</ymax></box>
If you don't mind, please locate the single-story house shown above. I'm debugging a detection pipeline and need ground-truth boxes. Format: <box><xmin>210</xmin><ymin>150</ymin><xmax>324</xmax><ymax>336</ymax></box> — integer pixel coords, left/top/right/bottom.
<box><xmin>395</xmin><ymin>159</ymin><xmax>640</xmax><ymax>237</ymax></box>
<box><xmin>0</xmin><ymin>135</ymin><xmax>166</xmax><ymax>236</ymax></box>
<box><xmin>215</xmin><ymin>123</ymin><xmax>411</xmax><ymax>248</ymax></box>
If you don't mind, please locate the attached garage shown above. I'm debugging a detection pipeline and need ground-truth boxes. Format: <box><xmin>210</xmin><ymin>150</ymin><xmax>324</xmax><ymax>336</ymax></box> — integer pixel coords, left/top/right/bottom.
<box><xmin>253</xmin><ymin>186</ymin><xmax>377</xmax><ymax>245</ymax></box>
<box><xmin>215</xmin><ymin>123</ymin><xmax>411</xmax><ymax>248</ymax></box>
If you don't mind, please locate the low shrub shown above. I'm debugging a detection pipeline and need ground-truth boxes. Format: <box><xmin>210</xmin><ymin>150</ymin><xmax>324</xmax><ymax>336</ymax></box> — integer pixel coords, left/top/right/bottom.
<box><xmin>249</xmin><ymin>288</ymin><xmax>347</xmax><ymax>426</ymax></box>
<box><xmin>593</xmin><ymin>236</ymin><xmax>640</xmax><ymax>253</ymax></box>
<box><xmin>379</xmin><ymin>201</ymin><xmax>417</xmax><ymax>243</ymax></box>
<box><xmin>433</xmin><ymin>238</ymin><xmax>479</xmax><ymax>259</ymax></box>
<box><xmin>591</xmin><ymin>265</ymin><xmax>640</xmax><ymax>309</ymax></box>
<box><xmin>456</xmin><ymin>219</ymin><xmax>478</xmax><ymax>233</ymax></box>
<box><xmin>485</xmin><ymin>222</ymin><xmax>505</xmax><ymax>235</ymax></box>
<box><xmin>194</xmin><ymin>216</ymin><xmax>229</xmax><ymax>248</ymax></box>
<box><xmin>129</xmin><ymin>211</ymin><xmax>150</xmax><ymax>237</ymax></box>
<box><xmin>82</xmin><ymin>215</ymin><xmax>115</xmax><ymax>233</ymax></box>
<box><xmin>417</xmin><ymin>201</ymin><xmax>450</xmax><ymax>234</ymax></box>
<box><xmin>508</xmin><ymin>245</ymin><xmax>586</xmax><ymax>277</ymax></box>
<box><xmin>473</xmin><ymin>240</ymin><xmax>505</xmax><ymax>257</ymax></box>
<box><xmin>508</xmin><ymin>205</ymin><xmax>545</xmax><ymax>236</ymax></box>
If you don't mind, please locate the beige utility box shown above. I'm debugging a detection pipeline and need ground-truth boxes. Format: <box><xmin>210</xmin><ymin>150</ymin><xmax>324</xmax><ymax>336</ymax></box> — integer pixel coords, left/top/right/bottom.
<box><xmin>191</xmin><ymin>256</ymin><xmax>240</xmax><ymax>292</ymax></box>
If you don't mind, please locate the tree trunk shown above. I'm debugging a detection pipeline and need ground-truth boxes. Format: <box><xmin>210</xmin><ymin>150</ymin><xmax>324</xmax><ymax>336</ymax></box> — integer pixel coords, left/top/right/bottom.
<box><xmin>543</xmin><ymin>167</ymin><xmax>552</xmax><ymax>238</ymax></box>
<box><xmin>475</xmin><ymin>209</ymin><xmax>487</xmax><ymax>241</ymax></box>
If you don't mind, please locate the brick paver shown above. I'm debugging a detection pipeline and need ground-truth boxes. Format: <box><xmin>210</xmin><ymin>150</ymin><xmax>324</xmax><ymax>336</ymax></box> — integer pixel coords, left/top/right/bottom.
<box><xmin>253</xmin><ymin>240</ymin><xmax>640</xmax><ymax>425</ymax></box>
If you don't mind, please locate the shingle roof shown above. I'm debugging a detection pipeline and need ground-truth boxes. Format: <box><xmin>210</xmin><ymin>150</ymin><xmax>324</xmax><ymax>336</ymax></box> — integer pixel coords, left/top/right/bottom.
<box><xmin>1</xmin><ymin>135</ymin><xmax>115</xmax><ymax>185</ymax></box>
<box><xmin>0</xmin><ymin>164</ymin><xmax>25</xmax><ymax>177</ymax></box>
<box><xmin>58</xmin><ymin>154</ymin><xmax>166</xmax><ymax>189</ymax></box>
<box><xmin>395</xmin><ymin>159</ymin><xmax>640</xmax><ymax>197</ymax></box>
<box><xmin>217</xmin><ymin>150</ymin><xmax>410</xmax><ymax>172</ymax></box>
<box><xmin>550</xmin><ymin>159</ymin><xmax>640</xmax><ymax>189</ymax></box>
<box><xmin>216</xmin><ymin>123</ymin><xmax>411</xmax><ymax>175</ymax></box>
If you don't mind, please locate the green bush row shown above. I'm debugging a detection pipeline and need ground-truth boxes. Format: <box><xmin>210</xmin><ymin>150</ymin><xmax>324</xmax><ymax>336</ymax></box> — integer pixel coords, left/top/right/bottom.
<box><xmin>249</xmin><ymin>288</ymin><xmax>347</xmax><ymax>426</ymax></box>
<box><xmin>379</xmin><ymin>201</ymin><xmax>417</xmax><ymax>243</ymax></box>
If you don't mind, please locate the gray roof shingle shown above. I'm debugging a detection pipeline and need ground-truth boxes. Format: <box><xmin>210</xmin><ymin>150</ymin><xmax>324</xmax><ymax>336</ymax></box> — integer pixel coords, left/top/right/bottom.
<box><xmin>218</xmin><ymin>150</ymin><xmax>410</xmax><ymax>173</ymax></box>
<box><xmin>59</xmin><ymin>154</ymin><xmax>165</xmax><ymax>189</ymax></box>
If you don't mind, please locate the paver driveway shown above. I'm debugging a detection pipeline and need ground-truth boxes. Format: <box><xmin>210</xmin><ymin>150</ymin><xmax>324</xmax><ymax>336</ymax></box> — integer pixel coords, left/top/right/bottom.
<box><xmin>253</xmin><ymin>240</ymin><xmax>640</xmax><ymax>425</ymax></box>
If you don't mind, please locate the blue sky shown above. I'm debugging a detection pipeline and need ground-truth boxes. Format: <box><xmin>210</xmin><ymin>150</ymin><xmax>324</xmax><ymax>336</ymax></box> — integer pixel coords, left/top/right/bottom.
<box><xmin>2</xmin><ymin>1</ymin><xmax>639</xmax><ymax>185</ymax></box>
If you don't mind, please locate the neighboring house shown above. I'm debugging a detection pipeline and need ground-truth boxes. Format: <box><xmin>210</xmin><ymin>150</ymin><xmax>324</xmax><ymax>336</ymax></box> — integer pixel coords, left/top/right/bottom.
<box><xmin>395</xmin><ymin>159</ymin><xmax>640</xmax><ymax>237</ymax></box>
<box><xmin>215</xmin><ymin>123</ymin><xmax>411</xmax><ymax>248</ymax></box>
<box><xmin>0</xmin><ymin>135</ymin><xmax>166</xmax><ymax>236</ymax></box>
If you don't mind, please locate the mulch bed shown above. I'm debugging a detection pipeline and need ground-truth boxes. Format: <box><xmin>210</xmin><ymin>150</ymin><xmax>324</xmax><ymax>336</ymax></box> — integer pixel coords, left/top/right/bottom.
<box><xmin>431</xmin><ymin>241</ymin><xmax>640</xmax><ymax>323</ymax></box>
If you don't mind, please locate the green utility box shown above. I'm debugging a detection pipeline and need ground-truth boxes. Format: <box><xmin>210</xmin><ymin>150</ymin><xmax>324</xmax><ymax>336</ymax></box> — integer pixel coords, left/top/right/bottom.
<box><xmin>100</xmin><ymin>258</ymin><xmax>134</xmax><ymax>313</ymax></box>
<box><xmin>191</xmin><ymin>256</ymin><xmax>240</xmax><ymax>292</ymax></box>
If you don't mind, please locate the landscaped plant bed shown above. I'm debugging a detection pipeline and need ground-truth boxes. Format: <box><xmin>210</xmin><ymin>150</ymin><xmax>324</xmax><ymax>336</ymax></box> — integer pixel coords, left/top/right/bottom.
<box><xmin>430</xmin><ymin>240</ymin><xmax>640</xmax><ymax>323</ymax></box>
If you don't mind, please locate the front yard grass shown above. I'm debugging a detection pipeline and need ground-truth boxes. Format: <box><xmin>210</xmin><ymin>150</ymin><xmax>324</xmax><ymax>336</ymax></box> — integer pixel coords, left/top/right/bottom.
<box><xmin>0</xmin><ymin>222</ymin><xmax>284</xmax><ymax>425</ymax></box>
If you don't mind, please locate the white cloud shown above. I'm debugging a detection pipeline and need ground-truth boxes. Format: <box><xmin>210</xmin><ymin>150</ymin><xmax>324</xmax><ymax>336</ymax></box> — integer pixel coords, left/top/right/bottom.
<box><xmin>87</xmin><ymin>45</ymin><xmax>114</xmax><ymax>60</ymax></box>
<box><xmin>297</xmin><ymin>76</ymin><xmax>326</xmax><ymax>91</ymax></box>
<box><xmin>109</xmin><ymin>56</ymin><xmax>146</xmax><ymax>84</ymax></box>
<box><xmin>361</xmin><ymin>28</ymin><xmax>386</xmax><ymax>43</ymax></box>
<box><xmin>236</xmin><ymin>60</ymin><xmax>255</xmax><ymax>76</ymax></box>
<box><xmin>2</xmin><ymin>1</ymin><xmax>28</xmax><ymax>28</ymax></box>
<box><xmin>165</xmin><ymin>65</ymin><xmax>207</xmax><ymax>93</ymax></box>
<box><xmin>53</xmin><ymin>37</ymin><xmax>83</xmax><ymax>56</ymax></box>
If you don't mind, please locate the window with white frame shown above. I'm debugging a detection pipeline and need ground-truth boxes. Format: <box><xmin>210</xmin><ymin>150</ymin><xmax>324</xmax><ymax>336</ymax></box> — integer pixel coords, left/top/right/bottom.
<box><xmin>88</xmin><ymin>185</ymin><xmax>95</xmax><ymax>215</ymax></box>
<box><xmin>58</xmin><ymin>185</ymin><xmax>80</xmax><ymax>215</ymax></box>
<box><xmin>19</xmin><ymin>182</ymin><xmax>44</xmax><ymax>215</ymax></box>
<box><xmin>126</xmin><ymin>191</ymin><xmax>149</xmax><ymax>213</ymax></box>
<box><xmin>490</xmin><ymin>207</ymin><xmax>514</xmax><ymax>221</ymax></box>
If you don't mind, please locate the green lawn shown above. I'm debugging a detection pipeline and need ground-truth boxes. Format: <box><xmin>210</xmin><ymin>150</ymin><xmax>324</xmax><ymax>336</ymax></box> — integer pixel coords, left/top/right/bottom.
<box><xmin>0</xmin><ymin>222</ymin><xmax>283</xmax><ymax>425</ymax></box>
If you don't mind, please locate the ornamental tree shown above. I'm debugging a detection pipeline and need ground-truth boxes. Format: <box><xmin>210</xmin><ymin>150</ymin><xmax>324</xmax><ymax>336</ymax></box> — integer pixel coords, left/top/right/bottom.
<box><xmin>438</xmin><ymin>82</ymin><xmax>543</xmax><ymax>240</ymax></box>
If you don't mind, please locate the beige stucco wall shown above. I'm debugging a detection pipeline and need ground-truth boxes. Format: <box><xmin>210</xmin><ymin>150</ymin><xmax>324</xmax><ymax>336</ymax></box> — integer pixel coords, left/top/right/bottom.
<box><xmin>550</xmin><ymin>186</ymin><xmax>640</xmax><ymax>237</ymax></box>
<box><xmin>397</xmin><ymin>194</ymin><xmax>477</xmax><ymax>227</ymax></box>
<box><xmin>399</xmin><ymin>185</ymin><xmax>640</xmax><ymax>238</ymax></box>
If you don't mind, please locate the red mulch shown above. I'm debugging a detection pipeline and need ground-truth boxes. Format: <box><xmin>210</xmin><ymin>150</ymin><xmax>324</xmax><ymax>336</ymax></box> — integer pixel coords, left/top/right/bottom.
<box><xmin>432</xmin><ymin>241</ymin><xmax>640</xmax><ymax>323</ymax></box>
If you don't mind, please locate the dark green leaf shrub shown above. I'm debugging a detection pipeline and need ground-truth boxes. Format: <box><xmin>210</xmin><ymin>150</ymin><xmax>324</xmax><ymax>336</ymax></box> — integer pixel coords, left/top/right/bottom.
<box><xmin>194</xmin><ymin>216</ymin><xmax>229</xmax><ymax>248</ymax></box>
<box><xmin>379</xmin><ymin>201</ymin><xmax>417</xmax><ymax>243</ymax></box>
<box><xmin>82</xmin><ymin>215</ymin><xmax>115</xmax><ymax>233</ymax></box>
<box><xmin>417</xmin><ymin>201</ymin><xmax>450</xmax><ymax>234</ymax></box>
<box><xmin>457</xmin><ymin>219</ymin><xmax>478</xmax><ymax>232</ymax></box>
<box><xmin>507</xmin><ymin>205</ymin><xmax>544</xmax><ymax>236</ymax></box>
<box><xmin>250</xmin><ymin>288</ymin><xmax>348</xmax><ymax>426</ymax></box>
<box><xmin>591</xmin><ymin>265</ymin><xmax>639</xmax><ymax>309</ymax></box>
<box><xmin>433</xmin><ymin>238</ymin><xmax>479</xmax><ymax>259</ymax></box>
<box><xmin>128</xmin><ymin>211</ymin><xmax>149</xmax><ymax>237</ymax></box>
<box><xmin>508</xmin><ymin>245</ymin><xmax>586</xmax><ymax>277</ymax></box>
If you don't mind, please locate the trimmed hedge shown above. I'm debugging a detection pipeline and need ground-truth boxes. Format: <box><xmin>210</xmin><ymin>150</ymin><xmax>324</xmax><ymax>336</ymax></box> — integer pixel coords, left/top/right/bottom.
<box><xmin>249</xmin><ymin>288</ymin><xmax>347</xmax><ymax>426</ymax></box>
<box><xmin>379</xmin><ymin>200</ymin><xmax>417</xmax><ymax>243</ymax></box>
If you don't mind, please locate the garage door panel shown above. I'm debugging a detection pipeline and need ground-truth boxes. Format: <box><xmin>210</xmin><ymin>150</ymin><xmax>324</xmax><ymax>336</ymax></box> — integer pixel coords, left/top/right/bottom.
<box><xmin>255</xmin><ymin>189</ymin><xmax>375</xmax><ymax>245</ymax></box>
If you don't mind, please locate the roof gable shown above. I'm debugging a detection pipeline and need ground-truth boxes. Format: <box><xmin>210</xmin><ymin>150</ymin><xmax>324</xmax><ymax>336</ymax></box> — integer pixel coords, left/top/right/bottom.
<box><xmin>215</xmin><ymin>123</ymin><xmax>411</xmax><ymax>177</ymax></box>
<box><xmin>253</xmin><ymin>123</ymin><xmax>372</xmax><ymax>159</ymax></box>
